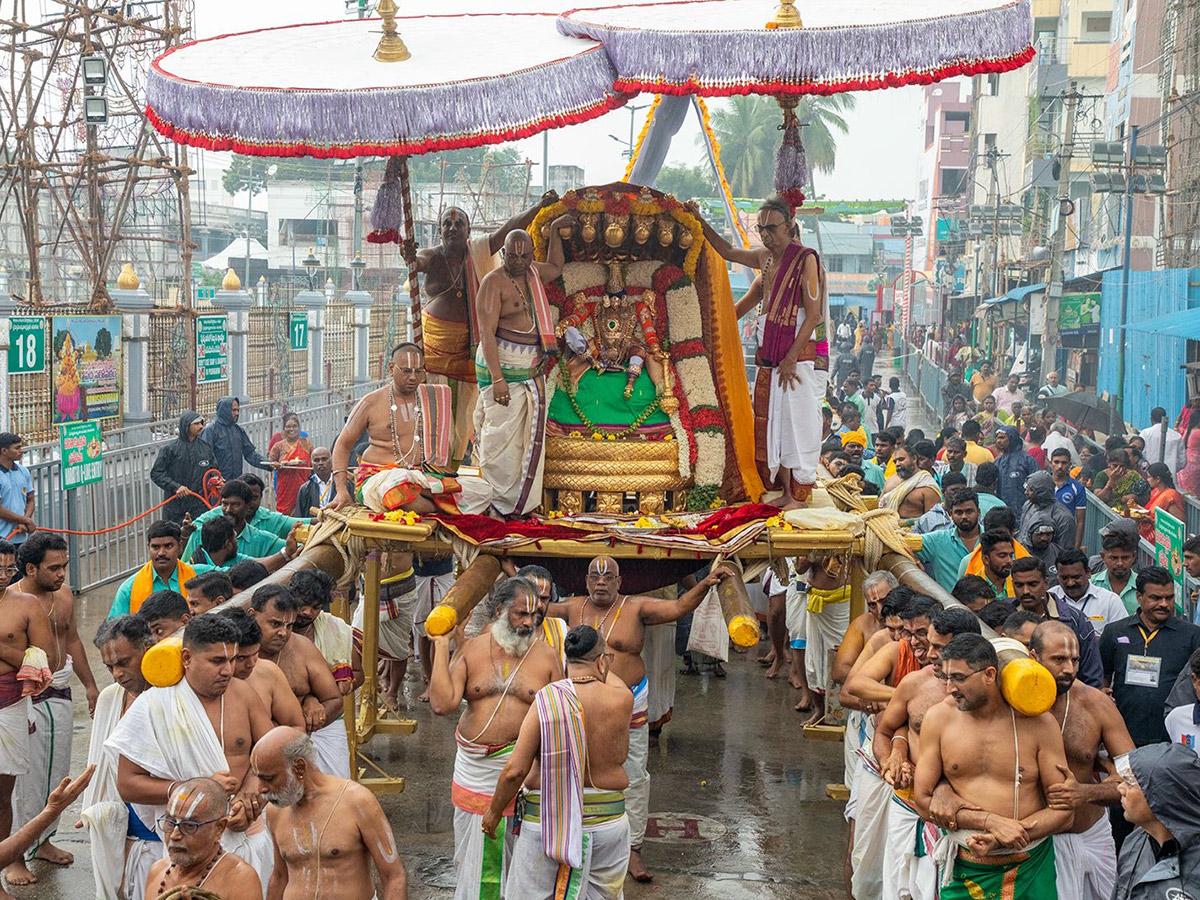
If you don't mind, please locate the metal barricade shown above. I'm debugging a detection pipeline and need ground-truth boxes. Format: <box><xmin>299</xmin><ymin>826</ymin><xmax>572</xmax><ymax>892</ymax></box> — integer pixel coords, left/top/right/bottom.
<box><xmin>30</xmin><ymin>383</ymin><xmax>380</xmax><ymax>593</ymax></box>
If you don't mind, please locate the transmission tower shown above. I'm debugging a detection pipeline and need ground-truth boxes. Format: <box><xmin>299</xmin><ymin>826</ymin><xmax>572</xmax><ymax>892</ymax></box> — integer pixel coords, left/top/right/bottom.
<box><xmin>0</xmin><ymin>0</ymin><xmax>195</xmax><ymax>308</ymax></box>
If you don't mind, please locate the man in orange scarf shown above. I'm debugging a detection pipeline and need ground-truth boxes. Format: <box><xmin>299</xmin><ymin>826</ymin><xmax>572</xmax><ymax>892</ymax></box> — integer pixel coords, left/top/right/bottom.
<box><xmin>106</xmin><ymin>521</ymin><xmax>205</xmax><ymax>618</ymax></box>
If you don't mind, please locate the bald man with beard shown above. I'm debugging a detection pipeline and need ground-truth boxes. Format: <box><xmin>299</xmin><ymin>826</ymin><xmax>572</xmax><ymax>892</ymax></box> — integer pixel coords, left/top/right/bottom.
<box><xmin>255</xmin><ymin>727</ymin><xmax>407</xmax><ymax>900</ymax></box>
<box><xmin>145</xmin><ymin>777</ymin><xmax>261</xmax><ymax>900</ymax></box>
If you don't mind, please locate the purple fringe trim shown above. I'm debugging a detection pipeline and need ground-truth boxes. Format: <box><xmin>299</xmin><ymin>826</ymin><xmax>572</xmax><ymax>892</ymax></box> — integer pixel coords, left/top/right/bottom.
<box><xmin>371</xmin><ymin>180</ymin><xmax>405</xmax><ymax>233</ymax></box>
<box><xmin>147</xmin><ymin>46</ymin><xmax>620</xmax><ymax>149</ymax></box>
<box><xmin>558</xmin><ymin>0</ymin><xmax>1032</xmax><ymax>89</ymax></box>
<box><xmin>774</xmin><ymin>120</ymin><xmax>807</xmax><ymax>197</ymax></box>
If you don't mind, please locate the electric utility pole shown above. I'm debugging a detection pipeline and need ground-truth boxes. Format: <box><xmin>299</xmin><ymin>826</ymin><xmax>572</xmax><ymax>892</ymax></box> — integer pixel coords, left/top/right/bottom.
<box><xmin>1040</xmin><ymin>82</ymin><xmax>1080</xmax><ymax>389</ymax></box>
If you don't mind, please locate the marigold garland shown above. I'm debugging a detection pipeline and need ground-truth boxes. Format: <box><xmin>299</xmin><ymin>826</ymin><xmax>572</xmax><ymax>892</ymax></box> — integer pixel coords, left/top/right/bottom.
<box><xmin>623</xmin><ymin>94</ymin><xmax>662</xmax><ymax>182</ymax></box>
<box><xmin>695</xmin><ymin>97</ymin><xmax>750</xmax><ymax>247</ymax></box>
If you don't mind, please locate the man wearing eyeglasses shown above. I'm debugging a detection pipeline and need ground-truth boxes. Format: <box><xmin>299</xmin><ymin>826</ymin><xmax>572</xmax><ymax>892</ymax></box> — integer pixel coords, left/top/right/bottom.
<box><xmin>144</xmin><ymin>777</ymin><xmax>261</xmax><ymax>900</ymax></box>
<box><xmin>0</xmin><ymin>539</ymin><xmax>15</xmax><ymax>586</ymax></box>
<box><xmin>872</xmin><ymin>607</ymin><xmax>982</xmax><ymax>900</ymax></box>
<box><xmin>694</xmin><ymin>197</ymin><xmax>829</xmax><ymax>508</ymax></box>
<box><xmin>914</xmin><ymin>634</ymin><xmax>1073</xmax><ymax>900</ymax></box>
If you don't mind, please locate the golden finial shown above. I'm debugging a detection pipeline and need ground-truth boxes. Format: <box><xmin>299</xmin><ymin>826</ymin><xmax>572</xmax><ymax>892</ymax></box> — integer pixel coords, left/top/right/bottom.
<box><xmin>222</xmin><ymin>268</ymin><xmax>242</xmax><ymax>291</ymax></box>
<box><xmin>374</xmin><ymin>0</ymin><xmax>411</xmax><ymax>63</ymax></box>
<box><xmin>116</xmin><ymin>262</ymin><xmax>139</xmax><ymax>290</ymax></box>
<box><xmin>771</xmin><ymin>0</ymin><xmax>802</xmax><ymax>28</ymax></box>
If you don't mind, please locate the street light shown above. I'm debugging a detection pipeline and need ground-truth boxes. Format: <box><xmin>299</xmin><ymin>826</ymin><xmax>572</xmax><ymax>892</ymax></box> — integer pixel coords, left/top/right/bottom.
<box><xmin>349</xmin><ymin>253</ymin><xmax>367</xmax><ymax>291</ymax></box>
<box><xmin>302</xmin><ymin>248</ymin><xmax>321</xmax><ymax>291</ymax></box>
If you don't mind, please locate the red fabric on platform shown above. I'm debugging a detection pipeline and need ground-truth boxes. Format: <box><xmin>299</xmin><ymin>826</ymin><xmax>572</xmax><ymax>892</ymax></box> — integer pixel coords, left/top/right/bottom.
<box><xmin>693</xmin><ymin>503</ymin><xmax>779</xmax><ymax>538</ymax></box>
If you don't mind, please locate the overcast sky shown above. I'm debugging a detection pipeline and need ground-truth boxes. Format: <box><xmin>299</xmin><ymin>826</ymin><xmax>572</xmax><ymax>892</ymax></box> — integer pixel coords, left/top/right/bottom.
<box><xmin>193</xmin><ymin>0</ymin><xmax>924</xmax><ymax>202</ymax></box>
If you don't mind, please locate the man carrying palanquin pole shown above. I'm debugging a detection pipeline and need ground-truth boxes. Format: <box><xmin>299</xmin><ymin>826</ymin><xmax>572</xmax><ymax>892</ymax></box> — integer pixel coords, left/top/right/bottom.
<box><xmin>695</xmin><ymin>197</ymin><xmax>829</xmax><ymax>508</ymax></box>
<box><xmin>410</xmin><ymin>197</ymin><xmax>556</xmax><ymax>464</ymax></box>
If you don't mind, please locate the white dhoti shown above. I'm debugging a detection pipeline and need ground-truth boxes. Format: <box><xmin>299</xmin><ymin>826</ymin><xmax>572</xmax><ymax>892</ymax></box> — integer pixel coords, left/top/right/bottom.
<box><xmin>803</xmin><ymin>586</ymin><xmax>851</xmax><ymax>694</ymax></box>
<box><xmin>415</xmin><ymin>569</ymin><xmax>455</xmax><ymax>638</ymax></box>
<box><xmin>505</xmin><ymin>792</ymin><xmax>631</xmax><ymax>900</ymax></box>
<box><xmin>850</xmin><ymin>754</ymin><xmax>892</xmax><ymax>900</ymax></box>
<box><xmin>786</xmin><ymin>580</ymin><xmax>807</xmax><ymax>649</ymax></box>
<box><xmin>0</xmin><ymin>691</ymin><xmax>30</xmax><ymax>776</ymax></box>
<box><xmin>357</xmin><ymin>464</ymin><xmax>492</xmax><ymax>516</ymax></box>
<box><xmin>624</xmin><ymin>676</ymin><xmax>650</xmax><ymax>850</ymax></box>
<box><xmin>1053</xmin><ymin>816</ymin><xmax>1116</xmax><ymax>900</ymax></box>
<box><xmin>882</xmin><ymin>791</ymin><xmax>940</xmax><ymax>900</ymax></box>
<box><xmin>451</xmin><ymin>731</ymin><xmax>517</xmax><ymax>900</ymax></box>
<box><xmin>843</xmin><ymin>709</ymin><xmax>875</xmax><ymax>822</ymax></box>
<box><xmin>644</xmin><ymin>622</ymin><xmax>676</xmax><ymax>730</ymax></box>
<box><xmin>473</xmin><ymin>333</ymin><xmax>548</xmax><ymax>516</ymax></box>
<box><xmin>352</xmin><ymin>574</ymin><xmax>418</xmax><ymax>662</ymax></box>
<box><xmin>11</xmin><ymin>658</ymin><xmax>73</xmax><ymax>861</ymax></box>
<box><xmin>105</xmin><ymin>676</ymin><xmax>273</xmax><ymax>897</ymax></box>
<box><xmin>81</xmin><ymin>682</ymin><xmax>163</xmax><ymax>900</ymax></box>
<box><xmin>310</xmin><ymin>718</ymin><xmax>351</xmax><ymax>779</ymax></box>
<box><xmin>311</xmin><ymin>611</ymin><xmax>354</xmax><ymax>684</ymax></box>
<box><xmin>760</xmin><ymin>361</ymin><xmax>830</xmax><ymax>487</ymax></box>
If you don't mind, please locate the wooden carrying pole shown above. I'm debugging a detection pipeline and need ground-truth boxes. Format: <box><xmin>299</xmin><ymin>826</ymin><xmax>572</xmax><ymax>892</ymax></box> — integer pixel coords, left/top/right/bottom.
<box><xmin>878</xmin><ymin>552</ymin><xmax>1053</xmax><ymax>715</ymax></box>
<box><xmin>716</xmin><ymin>559</ymin><xmax>760</xmax><ymax>648</ymax></box>
<box><xmin>426</xmin><ymin>555</ymin><xmax>502</xmax><ymax>636</ymax></box>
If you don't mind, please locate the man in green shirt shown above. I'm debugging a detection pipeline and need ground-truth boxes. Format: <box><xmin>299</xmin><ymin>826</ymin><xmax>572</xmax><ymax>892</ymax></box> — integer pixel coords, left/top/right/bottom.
<box><xmin>917</xmin><ymin>487</ymin><xmax>981</xmax><ymax>591</ymax></box>
<box><xmin>189</xmin><ymin>515</ymin><xmax>298</xmax><ymax>574</ymax></box>
<box><xmin>187</xmin><ymin>473</ymin><xmax>306</xmax><ymax>542</ymax></box>
<box><xmin>1091</xmin><ymin>525</ymin><xmax>1139</xmax><ymax>613</ymax></box>
<box><xmin>108</xmin><ymin>520</ymin><xmax>214</xmax><ymax>618</ymax></box>
<box><xmin>183</xmin><ymin>480</ymin><xmax>286</xmax><ymax>561</ymax></box>
<box><xmin>973</xmin><ymin>462</ymin><xmax>1008</xmax><ymax>517</ymax></box>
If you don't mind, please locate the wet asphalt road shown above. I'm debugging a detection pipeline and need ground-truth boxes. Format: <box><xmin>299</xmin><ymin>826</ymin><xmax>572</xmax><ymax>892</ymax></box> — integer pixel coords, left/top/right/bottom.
<box><xmin>8</xmin><ymin>583</ymin><xmax>849</xmax><ymax>899</ymax></box>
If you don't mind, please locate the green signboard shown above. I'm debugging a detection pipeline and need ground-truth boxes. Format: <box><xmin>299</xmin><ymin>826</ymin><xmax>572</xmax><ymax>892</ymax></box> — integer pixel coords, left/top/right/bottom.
<box><xmin>60</xmin><ymin>420</ymin><xmax>103</xmax><ymax>491</ymax></box>
<box><xmin>290</xmin><ymin>311</ymin><xmax>308</xmax><ymax>351</ymax></box>
<box><xmin>1154</xmin><ymin>507</ymin><xmax>1186</xmax><ymax>612</ymax></box>
<box><xmin>195</xmin><ymin>315</ymin><xmax>229</xmax><ymax>384</ymax></box>
<box><xmin>8</xmin><ymin>316</ymin><xmax>45</xmax><ymax>374</ymax></box>
<box><xmin>1059</xmin><ymin>292</ymin><xmax>1101</xmax><ymax>331</ymax></box>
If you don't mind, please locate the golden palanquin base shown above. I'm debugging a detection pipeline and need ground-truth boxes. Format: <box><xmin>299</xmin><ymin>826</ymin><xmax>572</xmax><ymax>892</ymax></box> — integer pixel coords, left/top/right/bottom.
<box><xmin>542</xmin><ymin>434</ymin><xmax>692</xmax><ymax>515</ymax></box>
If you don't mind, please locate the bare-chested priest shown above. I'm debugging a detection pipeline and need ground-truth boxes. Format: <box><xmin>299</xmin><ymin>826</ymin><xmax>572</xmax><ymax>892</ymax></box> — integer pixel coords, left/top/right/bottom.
<box><xmin>483</xmin><ymin>625</ymin><xmax>634</xmax><ymax>899</ymax></box>
<box><xmin>255</xmin><ymin>726</ymin><xmax>408</xmax><ymax>900</ymax></box>
<box><xmin>4</xmin><ymin>532</ymin><xmax>99</xmax><ymax>888</ymax></box>
<box><xmin>429</xmin><ymin>576</ymin><xmax>562</xmax><ymax>900</ymax></box>
<box><xmin>880</xmin><ymin>444</ymin><xmax>941</xmax><ymax>519</ymax></box>
<box><xmin>474</xmin><ymin>221</ymin><xmax>571</xmax><ymax>517</ymax></box>
<box><xmin>548</xmin><ymin>556</ymin><xmax>730</xmax><ymax>882</ymax></box>
<box><xmin>1028</xmin><ymin>621</ymin><xmax>1132</xmax><ymax>900</ymax></box>
<box><xmin>217</xmin><ymin>606</ymin><xmax>306</xmax><ymax>731</ymax></box>
<box><xmin>248</xmin><ymin>585</ymin><xmax>347</xmax><ymax>778</ymax></box>
<box><xmin>914</xmin><ymin>633</ymin><xmax>1073</xmax><ymax>900</ymax></box>
<box><xmin>332</xmin><ymin>342</ymin><xmax>491</xmax><ymax>519</ymax></box>
<box><xmin>145</xmin><ymin>777</ymin><xmax>261</xmax><ymax>900</ymax></box>
<box><xmin>412</xmin><ymin>196</ymin><xmax>557</xmax><ymax>463</ymax></box>
<box><xmin>108</xmin><ymin>614</ymin><xmax>276</xmax><ymax>891</ymax></box>
<box><xmin>872</xmin><ymin>606</ymin><xmax>981</xmax><ymax>900</ymax></box>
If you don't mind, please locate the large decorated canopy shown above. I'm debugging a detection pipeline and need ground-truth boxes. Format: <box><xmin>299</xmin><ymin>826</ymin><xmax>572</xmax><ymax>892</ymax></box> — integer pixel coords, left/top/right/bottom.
<box><xmin>145</xmin><ymin>0</ymin><xmax>1035</xmax><ymax>159</ymax></box>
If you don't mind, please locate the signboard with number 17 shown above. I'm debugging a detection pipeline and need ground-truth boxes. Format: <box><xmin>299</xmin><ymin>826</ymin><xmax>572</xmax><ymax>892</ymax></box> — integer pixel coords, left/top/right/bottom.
<box><xmin>290</xmin><ymin>312</ymin><xmax>308</xmax><ymax>350</ymax></box>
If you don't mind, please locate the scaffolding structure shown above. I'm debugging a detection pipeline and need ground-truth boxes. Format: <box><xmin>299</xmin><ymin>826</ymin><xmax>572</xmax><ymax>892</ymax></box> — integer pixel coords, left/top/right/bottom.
<box><xmin>0</xmin><ymin>0</ymin><xmax>194</xmax><ymax>308</ymax></box>
<box><xmin>1161</xmin><ymin>0</ymin><xmax>1200</xmax><ymax>269</ymax></box>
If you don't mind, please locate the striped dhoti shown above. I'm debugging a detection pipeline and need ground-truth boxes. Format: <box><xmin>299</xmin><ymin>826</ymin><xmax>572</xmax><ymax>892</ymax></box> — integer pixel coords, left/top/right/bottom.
<box><xmin>883</xmin><ymin>788</ymin><xmax>941</xmax><ymax>900</ymax></box>
<box><xmin>505</xmin><ymin>790</ymin><xmax>630</xmax><ymax>900</ymax></box>
<box><xmin>624</xmin><ymin>676</ymin><xmax>650</xmax><ymax>851</ymax></box>
<box><xmin>452</xmin><ymin>731</ymin><xmax>517</xmax><ymax>900</ymax></box>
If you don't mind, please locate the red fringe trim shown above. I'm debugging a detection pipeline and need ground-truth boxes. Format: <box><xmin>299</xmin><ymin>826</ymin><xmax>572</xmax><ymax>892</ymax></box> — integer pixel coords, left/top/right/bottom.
<box><xmin>367</xmin><ymin>228</ymin><xmax>399</xmax><ymax>245</ymax></box>
<box><xmin>611</xmin><ymin>46</ymin><xmax>1035</xmax><ymax>98</ymax></box>
<box><xmin>145</xmin><ymin>97</ymin><xmax>630</xmax><ymax>159</ymax></box>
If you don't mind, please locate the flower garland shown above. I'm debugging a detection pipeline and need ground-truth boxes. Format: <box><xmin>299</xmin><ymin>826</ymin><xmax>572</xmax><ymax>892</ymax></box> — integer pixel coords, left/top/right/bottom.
<box><xmin>558</xmin><ymin>358</ymin><xmax>664</xmax><ymax>440</ymax></box>
<box><xmin>623</xmin><ymin>94</ymin><xmax>662</xmax><ymax>182</ymax></box>
<box><xmin>694</xmin><ymin>97</ymin><xmax>750</xmax><ymax>247</ymax></box>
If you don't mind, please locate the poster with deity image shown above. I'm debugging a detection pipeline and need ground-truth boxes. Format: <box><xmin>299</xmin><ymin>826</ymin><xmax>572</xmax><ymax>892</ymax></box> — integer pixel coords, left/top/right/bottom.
<box><xmin>51</xmin><ymin>315</ymin><xmax>123</xmax><ymax>424</ymax></box>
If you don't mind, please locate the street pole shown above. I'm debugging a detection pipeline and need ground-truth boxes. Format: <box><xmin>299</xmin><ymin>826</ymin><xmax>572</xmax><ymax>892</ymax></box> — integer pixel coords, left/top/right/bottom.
<box><xmin>245</xmin><ymin>176</ymin><xmax>253</xmax><ymax>285</ymax></box>
<box><xmin>1041</xmin><ymin>82</ymin><xmax>1079</xmax><ymax>391</ymax></box>
<box><xmin>1112</xmin><ymin>123</ymin><xmax>1139</xmax><ymax>434</ymax></box>
<box><xmin>353</xmin><ymin>0</ymin><xmax>367</xmax><ymax>273</ymax></box>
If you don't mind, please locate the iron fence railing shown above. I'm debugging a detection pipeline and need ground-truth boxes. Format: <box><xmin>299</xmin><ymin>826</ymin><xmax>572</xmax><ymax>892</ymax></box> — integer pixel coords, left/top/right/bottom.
<box><xmin>31</xmin><ymin>382</ymin><xmax>380</xmax><ymax>593</ymax></box>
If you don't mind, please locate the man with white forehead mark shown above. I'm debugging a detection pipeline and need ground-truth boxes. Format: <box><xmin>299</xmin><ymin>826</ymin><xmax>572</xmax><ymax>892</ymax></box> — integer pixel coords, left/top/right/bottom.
<box><xmin>429</xmin><ymin>577</ymin><xmax>562</xmax><ymax>899</ymax></box>
<box><xmin>144</xmin><ymin>777</ymin><xmax>261</xmax><ymax>900</ymax></box>
<box><xmin>546</xmin><ymin>555</ymin><xmax>731</xmax><ymax>883</ymax></box>
<box><xmin>255</xmin><ymin>726</ymin><xmax>408</xmax><ymax>899</ymax></box>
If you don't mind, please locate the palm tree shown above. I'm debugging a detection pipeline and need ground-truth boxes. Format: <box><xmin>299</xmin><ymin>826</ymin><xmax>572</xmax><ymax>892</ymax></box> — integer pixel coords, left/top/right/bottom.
<box><xmin>705</xmin><ymin>93</ymin><xmax>856</xmax><ymax>199</ymax></box>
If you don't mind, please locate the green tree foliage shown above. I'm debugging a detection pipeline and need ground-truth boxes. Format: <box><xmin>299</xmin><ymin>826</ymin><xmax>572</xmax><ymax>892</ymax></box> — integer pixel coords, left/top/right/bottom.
<box><xmin>407</xmin><ymin>146</ymin><xmax>528</xmax><ymax>196</ymax></box>
<box><xmin>705</xmin><ymin>94</ymin><xmax>856</xmax><ymax>199</ymax></box>
<box><xmin>654</xmin><ymin>164</ymin><xmax>717</xmax><ymax>201</ymax></box>
<box><xmin>93</xmin><ymin>327</ymin><xmax>112</xmax><ymax>359</ymax></box>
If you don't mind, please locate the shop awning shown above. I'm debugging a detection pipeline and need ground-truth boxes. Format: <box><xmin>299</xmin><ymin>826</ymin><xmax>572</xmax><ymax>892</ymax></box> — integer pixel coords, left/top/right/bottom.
<box><xmin>981</xmin><ymin>282</ymin><xmax>1047</xmax><ymax>306</ymax></box>
<box><xmin>1125</xmin><ymin>306</ymin><xmax>1200</xmax><ymax>340</ymax></box>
